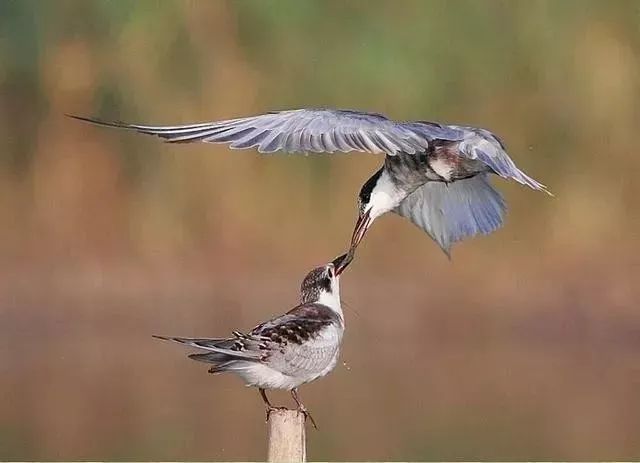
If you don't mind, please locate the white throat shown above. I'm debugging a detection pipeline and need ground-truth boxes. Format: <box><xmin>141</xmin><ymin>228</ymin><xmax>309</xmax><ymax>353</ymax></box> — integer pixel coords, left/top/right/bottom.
<box><xmin>368</xmin><ymin>170</ymin><xmax>405</xmax><ymax>219</ymax></box>
<box><xmin>317</xmin><ymin>279</ymin><xmax>343</xmax><ymax>320</ymax></box>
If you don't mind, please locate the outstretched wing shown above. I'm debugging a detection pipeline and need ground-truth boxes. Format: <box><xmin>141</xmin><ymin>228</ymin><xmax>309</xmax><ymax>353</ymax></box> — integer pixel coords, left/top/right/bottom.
<box><xmin>455</xmin><ymin>127</ymin><xmax>551</xmax><ymax>194</ymax></box>
<box><xmin>394</xmin><ymin>174</ymin><xmax>506</xmax><ymax>254</ymax></box>
<box><xmin>69</xmin><ymin>109</ymin><xmax>464</xmax><ymax>156</ymax></box>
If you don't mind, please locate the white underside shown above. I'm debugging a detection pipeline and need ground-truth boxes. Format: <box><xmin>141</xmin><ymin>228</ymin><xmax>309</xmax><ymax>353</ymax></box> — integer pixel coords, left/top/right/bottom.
<box><xmin>317</xmin><ymin>289</ymin><xmax>343</xmax><ymax>319</ymax></box>
<box><xmin>236</xmin><ymin>362</ymin><xmax>312</xmax><ymax>389</ymax></box>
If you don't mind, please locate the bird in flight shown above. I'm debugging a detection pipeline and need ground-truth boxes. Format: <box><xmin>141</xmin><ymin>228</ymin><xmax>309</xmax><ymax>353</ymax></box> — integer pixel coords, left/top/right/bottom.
<box><xmin>70</xmin><ymin>108</ymin><xmax>550</xmax><ymax>255</ymax></box>
<box><xmin>153</xmin><ymin>252</ymin><xmax>352</xmax><ymax>428</ymax></box>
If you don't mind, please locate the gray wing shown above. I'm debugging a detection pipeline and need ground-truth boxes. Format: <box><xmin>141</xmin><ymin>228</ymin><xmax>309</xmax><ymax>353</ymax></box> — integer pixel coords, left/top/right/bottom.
<box><xmin>250</xmin><ymin>303</ymin><xmax>342</xmax><ymax>377</ymax></box>
<box><xmin>69</xmin><ymin>109</ymin><xmax>464</xmax><ymax>156</ymax></box>
<box><xmin>454</xmin><ymin>126</ymin><xmax>551</xmax><ymax>194</ymax></box>
<box><xmin>273</xmin><ymin>331</ymin><xmax>341</xmax><ymax>378</ymax></box>
<box><xmin>394</xmin><ymin>174</ymin><xmax>506</xmax><ymax>254</ymax></box>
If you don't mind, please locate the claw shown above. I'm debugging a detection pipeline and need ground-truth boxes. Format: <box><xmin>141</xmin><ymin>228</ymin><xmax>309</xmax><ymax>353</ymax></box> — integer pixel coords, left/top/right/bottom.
<box><xmin>297</xmin><ymin>405</ymin><xmax>318</xmax><ymax>430</ymax></box>
<box><xmin>265</xmin><ymin>406</ymin><xmax>288</xmax><ymax>423</ymax></box>
<box><xmin>289</xmin><ymin>388</ymin><xmax>318</xmax><ymax>429</ymax></box>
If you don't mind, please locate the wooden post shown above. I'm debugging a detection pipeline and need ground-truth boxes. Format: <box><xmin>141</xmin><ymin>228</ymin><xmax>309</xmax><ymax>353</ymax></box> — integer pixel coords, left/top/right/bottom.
<box><xmin>267</xmin><ymin>409</ymin><xmax>306</xmax><ymax>462</ymax></box>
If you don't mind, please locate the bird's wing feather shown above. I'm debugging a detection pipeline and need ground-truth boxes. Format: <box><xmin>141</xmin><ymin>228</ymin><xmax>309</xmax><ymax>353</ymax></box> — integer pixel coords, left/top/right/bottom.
<box><xmin>250</xmin><ymin>302</ymin><xmax>341</xmax><ymax>341</ymax></box>
<box><xmin>152</xmin><ymin>335</ymin><xmax>261</xmax><ymax>359</ymax></box>
<box><xmin>69</xmin><ymin>109</ymin><xmax>464</xmax><ymax>156</ymax></box>
<box><xmin>393</xmin><ymin>174</ymin><xmax>506</xmax><ymax>254</ymax></box>
<box><xmin>250</xmin><ymin>303</ymin><xmax>342</xmax><ymax>377</ymax></box>
<box><xmin>455</xmin><ymin>128</ymin><xmax>551</xmax><ymax>194</ymax></box>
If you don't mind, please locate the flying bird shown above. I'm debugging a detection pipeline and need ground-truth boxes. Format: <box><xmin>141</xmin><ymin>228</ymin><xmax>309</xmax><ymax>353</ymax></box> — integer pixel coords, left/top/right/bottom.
<box><xmin>70</xmin><ymin>109</ymin><xmax>550</xmax><ymax>254</ymax></box>
<box><xmin>153</xmin><ymin>252</ymin><xmax>352</xmax><ymax>428</ymax></box>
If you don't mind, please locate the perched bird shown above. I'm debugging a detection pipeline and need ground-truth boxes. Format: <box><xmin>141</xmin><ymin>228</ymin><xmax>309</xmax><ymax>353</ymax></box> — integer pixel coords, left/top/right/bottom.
<box><xmin>153</xmin><ymin>252</ymin><xmax>352</xmax><ymax>428</ymax></box>
<box><xmin>70</xmin><ymin>109</ymin><xmax>550</xmax><ymax>254</ymax></box>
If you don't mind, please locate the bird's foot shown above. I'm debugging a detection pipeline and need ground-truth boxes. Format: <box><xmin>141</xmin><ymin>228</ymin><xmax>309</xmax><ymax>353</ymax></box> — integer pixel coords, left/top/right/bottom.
<box><xmin>296</xmin><ymin>405</ymin><xmax>318</xmax><ymax>430</ymax></box>
<box><xmin>264</xmin><ymin>406</ymin><xmax>288</xmax><ymax>423</ymax></box>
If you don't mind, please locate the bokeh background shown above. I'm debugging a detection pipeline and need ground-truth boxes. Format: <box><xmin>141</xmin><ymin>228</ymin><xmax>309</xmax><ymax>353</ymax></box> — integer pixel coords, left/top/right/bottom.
<box><xmin>1</xmin><ymin>0</ymin><xmax>639</xmax><ymax>460</ymax></box>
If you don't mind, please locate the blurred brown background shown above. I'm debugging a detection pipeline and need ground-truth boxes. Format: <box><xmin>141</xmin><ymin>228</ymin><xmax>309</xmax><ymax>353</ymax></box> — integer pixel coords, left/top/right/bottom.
<box><xmin>1</xmin><ymin>0</ymin><xmax>639</xmax><ymax>460</ymax></box>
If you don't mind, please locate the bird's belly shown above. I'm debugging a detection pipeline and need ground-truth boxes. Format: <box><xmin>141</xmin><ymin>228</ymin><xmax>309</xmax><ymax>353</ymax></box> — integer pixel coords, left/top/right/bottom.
<box><xmin>235</xmin><ymin>362</ymin><xmax>306</xmax><ymax>390</ymax></box>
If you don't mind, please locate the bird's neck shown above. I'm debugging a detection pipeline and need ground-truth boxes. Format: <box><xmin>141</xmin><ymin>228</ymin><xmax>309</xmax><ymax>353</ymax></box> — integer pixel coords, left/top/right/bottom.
<box><xmin>369</xmin><ymin>169</ymin><xmax>406</xmax><ymax>218</ymax></box>
<box><xmin>316</xmin><ymin>288</ymin><xmax>343</xmax><ymax>321</ymax></box>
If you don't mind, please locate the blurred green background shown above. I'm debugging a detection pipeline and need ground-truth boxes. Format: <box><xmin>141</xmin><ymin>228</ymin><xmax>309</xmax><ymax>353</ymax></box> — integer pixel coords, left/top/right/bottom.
<box><xmin>1</xmin><ymin>0</ymin><xmax>639</xmax><ymax>460</ymax></box>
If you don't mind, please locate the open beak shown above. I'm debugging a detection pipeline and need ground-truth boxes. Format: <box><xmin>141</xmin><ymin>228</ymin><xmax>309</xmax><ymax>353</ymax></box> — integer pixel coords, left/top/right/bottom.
<box><xmin>332</xmin><ymin>252</ymin><xmax>353</xmax><ymax>276</ymax></box>
<box><xmin>350</xmin><ymin>210</ymin><xmax>371</xmax><ymax>251</ymax></box>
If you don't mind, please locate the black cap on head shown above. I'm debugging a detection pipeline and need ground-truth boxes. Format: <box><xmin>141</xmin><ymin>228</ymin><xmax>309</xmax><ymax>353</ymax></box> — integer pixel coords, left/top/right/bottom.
<box><xmin>358</xmin><ymin>168</ymin><xmax>383</xmax><ymax>213</ymax></box>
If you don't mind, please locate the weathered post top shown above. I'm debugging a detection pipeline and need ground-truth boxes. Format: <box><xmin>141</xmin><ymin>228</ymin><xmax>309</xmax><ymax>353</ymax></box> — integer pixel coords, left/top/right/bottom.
<box><xmin>267</xmin><ymin>409</ymin><xmax>307</xmax><ymax>462</ymax></box>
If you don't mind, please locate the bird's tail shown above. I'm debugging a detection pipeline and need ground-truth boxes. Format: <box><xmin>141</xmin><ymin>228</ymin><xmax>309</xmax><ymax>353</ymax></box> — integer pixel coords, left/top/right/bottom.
<box><xmin>152</xmin><ymin>334</ymin><xmax>261</xmax><ymax>373</ymax></box>
<box><xmin>187</xmin><ymin>354</ymin><xmax>245</xmax><ymax>374</ymax></box>
<box><xmin>393</xmin><ymin>174</ymin><xmax>506</xmax><ymax>255</ymax></box>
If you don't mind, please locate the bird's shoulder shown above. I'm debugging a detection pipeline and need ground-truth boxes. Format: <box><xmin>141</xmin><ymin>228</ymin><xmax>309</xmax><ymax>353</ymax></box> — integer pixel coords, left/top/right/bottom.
<box><xmin>249</xmin><ymin>302</ymin><xmax>341</xmax><ymax>345</ymax></box>
<box><xmin>445</xmin><ymin>124</ymin><xmax>506</xmax><ymax>148</ymax></box>
<box><xmin>402</xmin><ymin>120</ymin><xmax>468</xmax><ymax>142</ymax></box>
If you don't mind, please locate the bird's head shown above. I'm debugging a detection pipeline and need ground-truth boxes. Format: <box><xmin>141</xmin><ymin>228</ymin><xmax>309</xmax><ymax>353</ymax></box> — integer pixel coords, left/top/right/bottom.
<box><xmin>300</xmin><ymin>253</ymin><xmax>352</xmax><ymax>305</ymax></box>
<box><xmin>352</xmin><ymin>168</ymin><xmax>403</xmax><ymax>250</ymax></box>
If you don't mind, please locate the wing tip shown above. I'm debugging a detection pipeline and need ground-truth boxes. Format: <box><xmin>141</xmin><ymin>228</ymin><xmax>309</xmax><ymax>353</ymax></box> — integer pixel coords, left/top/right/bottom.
<box><xmin>66</xmin><ymin>113</ymin><xmax>132</xmax><ymax>129</ymax></box>
<box><xmin>526</xmin><ymin>178</ymin><xmax>554</xmax><ymax>197</ymax></box>
<box><xmin>66</xmin><ymin>113</ymin><xmax>98</xmax><ymax>124</ymax></box>
<box><xmin>510</xmin><ymin>168</ymin><xmax>553</xmax><ymax>197</ymax></box>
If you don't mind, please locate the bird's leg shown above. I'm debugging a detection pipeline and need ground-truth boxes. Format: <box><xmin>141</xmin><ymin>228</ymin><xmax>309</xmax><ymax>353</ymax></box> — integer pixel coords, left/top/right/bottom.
<box><xmin>291</xmin><ymin>388</ymin><xmax>318</xmax><ymax>430</ymax></box>
<box><xmin>259</xmin><ymin>388</ymin><xmax>281</xmax><ymax>422</ymax></box>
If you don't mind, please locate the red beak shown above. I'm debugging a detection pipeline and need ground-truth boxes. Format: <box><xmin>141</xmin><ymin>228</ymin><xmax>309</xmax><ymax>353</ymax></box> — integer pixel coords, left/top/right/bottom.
<box><xmin>350</xmin><ymin>210</ymin><xmax>371</xmax><ymax>251</ymax></box>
